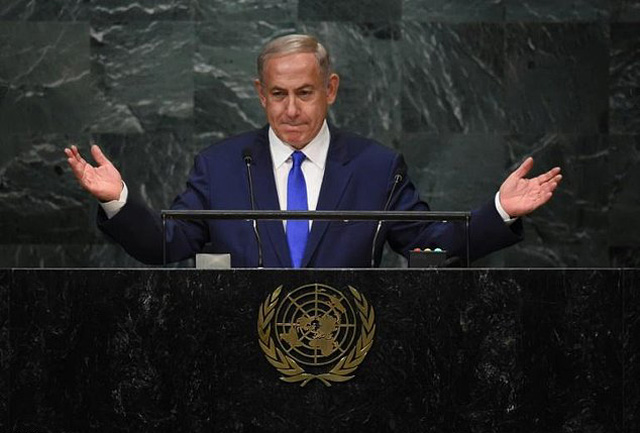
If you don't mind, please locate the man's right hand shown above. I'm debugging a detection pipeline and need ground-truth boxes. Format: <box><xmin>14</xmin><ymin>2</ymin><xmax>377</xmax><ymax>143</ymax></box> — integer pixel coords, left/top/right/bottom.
<box><xmin>64</xmin><ymin>144</ymin><xmax>123</xmax><ymax>202</ymax></box>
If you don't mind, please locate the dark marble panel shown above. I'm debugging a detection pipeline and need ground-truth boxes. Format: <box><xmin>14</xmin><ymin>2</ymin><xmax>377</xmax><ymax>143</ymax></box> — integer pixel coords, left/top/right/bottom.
<box><xmin>516</xmin><ymin>269</ymin><xmax>622</xmax><ymax>431</ymax></box>
<box><xmin>0</xmin><ymin>270</ymin><xmax>8</xmax><ymax>431</ymax></box>
<box><xmin>0</xmin><ymin>22</ymin><xmax>93</xmax><ymax>134</ymax></box>
<box><xmin>403</xmin><ymin>0</ymin><xmax>505</xmax><ymax>23</ymax></box>
<box><xmin>0</xmin><ymin>0</ymin><xmax>89</xmax><ymax>20</ymax></box>
<box><xmin>393</xmin><ymin>270</ymin><xmax>523</xmax><ymax>431</ymax></box>
<box><xmin>9</xmin><ymin>270</ymin><xmax>211</xmax><ymax>431</ymax></box>
<box><xmin>90</xmin><ymin>21</ymin><xmax>194</xmax><ymax>134</ymax></box>
<box><xmin>607</xmin><ymin>135</ymin><xmax>640</xmax><ymax>267</ymax></box>
<box><xmin>400</xmin><ymin>22</ymin><xmax>506</xmax><ymax>133</ymax></box>
<box><xmin>7</xmin><ymin>269</ymin><xmax>625</xmax><ymax>432</ymax></box>
<box><xmin>610</xmin><ymin>23</ymin><xmax>640</xmax><ymax>134</ymax></box>
<box><xmin>194</xmin><ymin>22</ymin><xmax>290</xmax><ymax>140</ymax></box>
<box><xmin>505</xmin><ymin>23</ymin><xmax>609</xmax><ymax>134</ymax></box>
<box><xmin>194</xmin><ymin>0</ymin><xmax>297</xmax><ymax>21</ymax></box>
<box><xmin>499</xmin><ymin>134</ymin><xmax>640</xmax><ymax>268</ymax></box>
<box><xmin>91</xmin><ymin>0</ymin><xmax>192</xmax><ymax>21</ymax></box>
<box><xmin>623</xmin><ymin>269</ymin><xmax>639</xmax><ymax>433</ymax></box>
<box><xmin>506</xmin><ymin>0</ymin><xmax>609</xmax><ymax>22</ymax></box>
<box><xmin>298</xmin><ymin>0</ymin><xmax>402</xmax><ymax>22</ymax></box>
<box><xmin>0</xmin><ymin>133</ymin><xmax>99</xmax><ymax>244</ymax></box>
<box><xmin>611</xmin><ymin>0</ymin><xmax>640</xmax><ymax>22</ymax></box>
<box><xmin>504</xmin><ymin>134</ymin><xmax>611</xmax><ymax>267</ymax></box>
<box><xmin>0</xmin><ymin>132</ymin><xmax>197</xmax><ymax>247</ymax></box>
<box><xmin>0</xmin><ymin>0</ymin><xmax>191</xmax><ymax>21</ymax></box>
<box><xmin>301</xmin><ymin>22</ymin><xmax>403</xmax><ymax>146</ymax></box>
<box><xmin>398</xmin><ymin>133</ymin><xmax>507</xmax><ymax>211</ymax></box>
<box><xmin>93</xmin><ymin>132</ymin><xmax>201</xmax><ymax>211</ymax></box>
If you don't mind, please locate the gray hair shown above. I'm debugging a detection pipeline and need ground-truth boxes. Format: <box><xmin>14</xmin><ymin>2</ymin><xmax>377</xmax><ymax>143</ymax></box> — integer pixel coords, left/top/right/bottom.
<box><xmin>257</xmin><ymin>34</ymin><xmax>332</xmax><ymax>83</ymax></box>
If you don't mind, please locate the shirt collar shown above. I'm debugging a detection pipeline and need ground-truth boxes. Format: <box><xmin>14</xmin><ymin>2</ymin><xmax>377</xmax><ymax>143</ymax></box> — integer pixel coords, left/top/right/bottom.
<box><xmin>269</xmin><ymin>120</ymin><xmax>330</xmax><ymax>170</ymax></box>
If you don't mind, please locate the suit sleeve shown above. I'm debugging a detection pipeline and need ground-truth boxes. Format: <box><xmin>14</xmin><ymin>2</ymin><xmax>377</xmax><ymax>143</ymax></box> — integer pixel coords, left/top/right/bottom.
<box><xmin>384</xmin><ymin>153</ymin><xmax>523</xmax><ymax>264</ymax></box>
<box><xmin>97</xmin><ymin>153</ymin><xmax>211</xmax><ymax>265</ymax></box>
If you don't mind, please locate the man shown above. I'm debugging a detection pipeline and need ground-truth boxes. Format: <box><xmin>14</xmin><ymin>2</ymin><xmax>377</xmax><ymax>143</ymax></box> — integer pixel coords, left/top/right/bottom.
<box><xmin>65</xmin><ymin>34</ymin><xmax>562</xmax><ymax>268</ymax></box>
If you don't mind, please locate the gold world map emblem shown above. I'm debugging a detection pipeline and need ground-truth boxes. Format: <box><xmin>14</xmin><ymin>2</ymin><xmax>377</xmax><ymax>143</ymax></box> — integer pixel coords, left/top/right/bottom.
<box><xmin>257</xmin><ymin>283</ymin><xmax>375</xmax><ymax>386</ymax></box>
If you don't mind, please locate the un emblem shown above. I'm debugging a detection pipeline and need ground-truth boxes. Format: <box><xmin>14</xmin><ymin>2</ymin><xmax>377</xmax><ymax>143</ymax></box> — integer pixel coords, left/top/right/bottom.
<box><xmin>257</xmin><ymin>283</ymin><xmax>375</xmax><ymax>386</ymax></box>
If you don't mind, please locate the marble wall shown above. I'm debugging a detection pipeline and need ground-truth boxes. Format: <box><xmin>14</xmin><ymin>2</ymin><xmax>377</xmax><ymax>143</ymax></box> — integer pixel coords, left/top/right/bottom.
<box><xmin>0</xmin><ymin>1</ymin><xmax>639</xmax><ymax>267</ymax></box>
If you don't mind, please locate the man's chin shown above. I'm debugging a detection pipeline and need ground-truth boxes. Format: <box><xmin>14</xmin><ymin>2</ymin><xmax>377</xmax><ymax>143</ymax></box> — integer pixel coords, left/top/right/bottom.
<box><xmin>281</xmin><ymin>132</ymin><xmax>311</xmax><ymax>148</ymax></box>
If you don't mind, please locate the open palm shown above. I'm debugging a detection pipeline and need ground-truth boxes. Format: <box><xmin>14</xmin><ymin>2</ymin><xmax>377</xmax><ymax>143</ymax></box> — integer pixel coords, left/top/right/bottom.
<box><xmin>65</xmin><ymin>144</ymin><xmax>123</xmax><ymax>202</ymax></box>
<box><xmin>499</xmin><ymin>157</ymin><xmax>562</xmax><ymax>218</ymax></box>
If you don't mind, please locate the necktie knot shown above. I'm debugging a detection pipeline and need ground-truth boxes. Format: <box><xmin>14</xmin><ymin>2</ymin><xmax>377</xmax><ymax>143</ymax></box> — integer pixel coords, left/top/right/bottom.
<box><xmin>291</xmin><ymin>150</ymin><xmax>305</xmax><ymax>168</ymax></box>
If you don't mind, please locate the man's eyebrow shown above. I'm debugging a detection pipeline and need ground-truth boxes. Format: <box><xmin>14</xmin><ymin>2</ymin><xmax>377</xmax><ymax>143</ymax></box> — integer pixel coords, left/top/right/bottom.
<box><xmin>267</xmin><ymin>84</ymin><xmax>314</xmax><ymax>92</ymax></box>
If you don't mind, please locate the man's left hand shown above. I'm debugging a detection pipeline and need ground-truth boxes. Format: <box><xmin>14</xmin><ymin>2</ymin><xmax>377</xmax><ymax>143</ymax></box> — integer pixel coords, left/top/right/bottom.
<box><xmin>499</xmin><ymin>157</ymin><xmax>562</xmax><ymax>218</ymax></box>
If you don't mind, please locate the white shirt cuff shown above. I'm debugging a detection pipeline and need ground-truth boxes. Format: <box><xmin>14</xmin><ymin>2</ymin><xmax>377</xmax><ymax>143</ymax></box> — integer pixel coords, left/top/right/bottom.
<box><xmin>100</xmin><ymin>182</ymin><xmax>128</xmax><ymax>219</ymax></box>
<box><xmin>495</xmin><ymin>191</ymin><xmax>517</xmax><ymax>226</ymax></box>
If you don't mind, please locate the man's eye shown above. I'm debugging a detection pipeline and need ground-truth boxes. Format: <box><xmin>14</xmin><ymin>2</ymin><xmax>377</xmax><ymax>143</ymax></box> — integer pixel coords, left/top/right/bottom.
<box><xmin>298</xmin><ymin>90</ymin><xmax>313</xmax><ymax>98</ymax></box>
<box><xmin>271</xmin><ymin>91</ymin><xmax>285</xmax><ymax>98</ymax></box>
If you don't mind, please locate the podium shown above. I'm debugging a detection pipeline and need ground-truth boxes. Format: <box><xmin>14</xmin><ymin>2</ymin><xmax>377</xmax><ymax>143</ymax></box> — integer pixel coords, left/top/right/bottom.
<box><xmin>2</xmin><ymin>268</ymin><xmax>638</xmax><ymax>432</ymax></box>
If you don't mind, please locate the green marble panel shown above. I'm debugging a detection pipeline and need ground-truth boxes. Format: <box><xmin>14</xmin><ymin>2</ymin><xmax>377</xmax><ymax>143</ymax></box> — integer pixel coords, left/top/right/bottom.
<box><xmin>0</xmin><ymin>131</ymin><xmax>197</xmax><ymax>250</ymax></box>
<box><xmin>504</xmin><ymin>134</ymin><xmax>611</xmax><ymax>267</ymax></box>
<box><xmin>0</xmin><ymin>22</ymin><xmax>91</xmax><ymax>134</ymax></box>
<box><xmin>194</xmin><ymin>21</ymin><xmax>291</xmax><ymax>139</ymax></box>
<box><xmin>0</xmin><ymin>0</ymin><xmax>191</xmax><ymax>21</ymax></box>
<box><xmin>398</xmin><ymin>133</ymin><xmax>507</xmax><ymax>211</ymax></box>
<box><xmin>506</xmin><ymin>0</ymin><xmax>609</xmax><ymax>22</ymax></box>
<box><xmin>403</xmin><ymin>0</ymin><xmax>505</xmax><ymax>23</ymax></box>
<box><xmin>91</xmin><ymin>0</ymin><xmax>191</xmax><ymax>21</ymax></box>
<box><xmin>194</xmin><ymin>0</ymin><xmax>297</xmax><ymax>22</ymax></box>
<box><xmin>301</xmin><ymin>22</ymin><xmax>403</xmax><ymax>146</ymax></box>
<box><xmin>0</xmin><ymin>0</ymin><xmax>89</xmax><ymax>20</ymax></box>
<box><xmin>299</xmin><ymin>0</ymin><xmax>401</xmax><ymax>22</ymax></box>
<box><xmin>400</xmin><ymin>22</ymin><xmax>506</xmax><ymax>133</ymax></box>
<box><xmin>610</xmin><ymin>23</ymin><xmax>640</xmax><ymax>134</ymax></box>
<box><xmin>505</xmin><ymin>23</ymin><xmax>609</xmax><ymax>134</ymax></box>
<box><xmin>607</xmin><ymin>135</ymin><xmax>640</xmax><ymax>263</ymax></box>
<box><xmin>611</xmin><ymin>0</ymin><xmax>640</xmax><ymax>22</ymax></box>
<box><xmin>90</xmin><ymin>21</ymin><xmax>195</xmax><ymax>134</ymax></box>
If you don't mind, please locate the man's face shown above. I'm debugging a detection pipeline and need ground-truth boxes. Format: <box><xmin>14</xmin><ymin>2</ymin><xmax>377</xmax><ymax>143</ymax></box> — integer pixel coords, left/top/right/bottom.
<box><xmin>255</xmin><ymin>52</ymin><xmax>339</xmax><ymax>149</ymax></box>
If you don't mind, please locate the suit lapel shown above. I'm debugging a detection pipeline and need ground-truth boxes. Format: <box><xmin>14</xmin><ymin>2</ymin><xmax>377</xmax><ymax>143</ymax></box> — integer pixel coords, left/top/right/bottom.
<box><xmin>249</xmin><ymin>127</ymin><xmax>291</xmax><ymax>267</ymax></box>
<box><xmin>302</xmin><ymin>129</ymin><xmax>353</xmax><ymax>267</ymax></box>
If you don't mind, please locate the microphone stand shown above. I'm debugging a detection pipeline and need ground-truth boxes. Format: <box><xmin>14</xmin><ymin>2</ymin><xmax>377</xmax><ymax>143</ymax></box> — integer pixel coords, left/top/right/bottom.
<box><xmin>243</xmin><ymin>151</ymin><xmax>264</xmax><ymax>268</ymax></box>
<box><xmin>370</xmin><ymin>173</ymin><xmax>403</xmax><ymax>267</ymax></box>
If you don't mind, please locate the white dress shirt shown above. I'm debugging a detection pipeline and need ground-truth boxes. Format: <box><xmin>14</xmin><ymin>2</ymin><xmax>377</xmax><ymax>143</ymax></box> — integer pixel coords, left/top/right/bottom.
<box><xmin>269</xmin><ymin>120</ymin><xmax>330</xmax><ymax>229</ymax></box>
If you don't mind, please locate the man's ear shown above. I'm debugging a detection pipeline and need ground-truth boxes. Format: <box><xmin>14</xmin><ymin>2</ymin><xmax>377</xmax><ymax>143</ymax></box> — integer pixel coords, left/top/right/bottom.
<box><xmin>254</xmin><ymin>79</ymin><xmax>267</xmax><ymax>108</ymax></box>
<box><xmin>326</xmin><ymin>73</ymin><xmax>340</xmax><ymax>105</ymax></box>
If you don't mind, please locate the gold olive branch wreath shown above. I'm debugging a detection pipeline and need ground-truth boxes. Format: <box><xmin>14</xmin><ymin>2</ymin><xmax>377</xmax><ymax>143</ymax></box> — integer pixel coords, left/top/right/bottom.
<box><xmin>257</xmin><ymin>285</ymin><xmax>375</xmax><ymax>387</ymax></box>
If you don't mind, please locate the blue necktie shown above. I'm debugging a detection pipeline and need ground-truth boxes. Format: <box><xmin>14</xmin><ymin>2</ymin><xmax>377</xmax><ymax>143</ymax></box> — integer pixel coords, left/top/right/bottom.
<box><xmin>287</xmin><ymin>151</ymin><xmax>308</xmax><ymax>268</ymax></box>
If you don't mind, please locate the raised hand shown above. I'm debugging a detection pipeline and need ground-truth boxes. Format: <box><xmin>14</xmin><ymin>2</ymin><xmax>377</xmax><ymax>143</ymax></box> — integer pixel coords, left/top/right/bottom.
<box><xmin>64</xmin><ymin>144</ymin><xmax>123</xmax><ymax>202</ymax></box>
<box><xmin>499</xmin><ymin>157</ymin><xmax>562</xmax><ymax>218</ymax></box>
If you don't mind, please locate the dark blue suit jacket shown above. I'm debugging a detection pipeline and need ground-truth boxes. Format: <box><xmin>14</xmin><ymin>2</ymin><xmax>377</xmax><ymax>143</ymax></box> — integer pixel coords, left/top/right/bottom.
<box><xmin>98</xmin><ymin>125</ymin><xmax>522</xmax><ymax>267</ymax></box>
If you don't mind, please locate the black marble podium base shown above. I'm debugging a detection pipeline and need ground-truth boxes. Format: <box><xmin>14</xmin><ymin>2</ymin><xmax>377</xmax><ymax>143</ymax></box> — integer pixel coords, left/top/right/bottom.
<box><xmin>1</xmin><ymin>269</ymin><xmax>638</xmax><ymax>432</ymax></box>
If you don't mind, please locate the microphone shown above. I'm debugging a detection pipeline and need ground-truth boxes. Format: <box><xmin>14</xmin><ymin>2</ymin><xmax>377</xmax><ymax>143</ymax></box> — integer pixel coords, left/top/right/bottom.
<box><xmin>242</xmin><ymin>149</ymin><xmax>264</xmax><ymax>268</ymax></box>
<box><xmin>370</xmin><ymin>172</ymin><xmax>403</xmax><ymax>267</ymax></box>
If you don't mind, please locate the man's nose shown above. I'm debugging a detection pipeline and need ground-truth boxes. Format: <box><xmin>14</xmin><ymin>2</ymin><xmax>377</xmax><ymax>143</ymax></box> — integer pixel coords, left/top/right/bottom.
<box><xmin>285</xmin><ymin>95</ymin><xmax>300</xmax><ymax>117</ymax></box>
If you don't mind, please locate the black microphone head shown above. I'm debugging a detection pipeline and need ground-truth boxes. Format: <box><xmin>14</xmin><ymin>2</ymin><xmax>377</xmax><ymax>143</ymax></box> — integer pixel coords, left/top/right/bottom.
<box><xmin>242</xmin><ymin>148</ymin><xmax>253</xmax><ymax>164</ymax></box>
